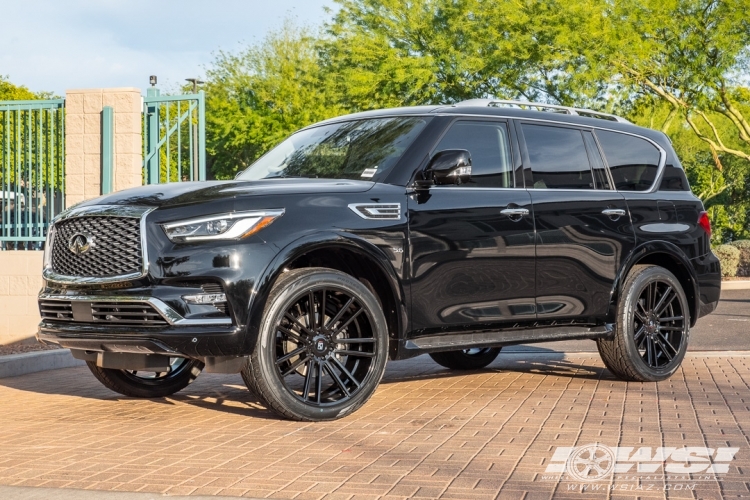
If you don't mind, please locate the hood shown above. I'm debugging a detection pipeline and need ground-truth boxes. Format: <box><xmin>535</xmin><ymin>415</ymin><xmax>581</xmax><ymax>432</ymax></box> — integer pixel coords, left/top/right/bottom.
<box><xmin>74</xmin><ymin>179</ymin><xmax>376</xmax><ymax>209</ymax></box>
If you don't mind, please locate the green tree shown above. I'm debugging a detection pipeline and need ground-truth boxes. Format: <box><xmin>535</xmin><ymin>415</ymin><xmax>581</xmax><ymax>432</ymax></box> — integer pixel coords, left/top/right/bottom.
<box><xmin>324</xmin><ymin>0</ymin><xmax>612</xmax><ymax>110</ymax></box>
<box><xmin>0</xmin><ymin>75</ymin><xmax>54</xmax><ymax>100</ymax></box>
<box><xmin>203</xmin><ymin>22</ymin><xmax>344</xmax><ymax>179</ymax></box>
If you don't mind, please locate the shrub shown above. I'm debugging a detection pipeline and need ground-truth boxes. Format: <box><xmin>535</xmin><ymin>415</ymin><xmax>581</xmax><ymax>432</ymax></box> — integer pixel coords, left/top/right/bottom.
<box><xmin>714</xmin><ymin>244</ymin><xmax>741</xmax><ymax>278</ymax></box>
<box><xmin>729</xmin><ymin>240</ymin><xmax>750</xmax><ymax>277</ymax></box>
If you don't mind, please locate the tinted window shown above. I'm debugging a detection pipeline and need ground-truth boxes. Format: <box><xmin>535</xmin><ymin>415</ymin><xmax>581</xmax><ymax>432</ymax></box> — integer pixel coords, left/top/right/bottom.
<box><xmin>433</xmin><ymin>121</ymin><xmax>513</xmax><ymax>188</ymax></box>
<box><xmin>596</xmin><ymin>130</ymin><xmax>661</xmax><ymax>191</ymax></box>
<box><xmin>237</xmin><ymin>117</ymin><xmax>427</xmax><ymax>182</ymax></box>
<box><xmin>522</xmin><ymin>124</ymin><xmax>594</xmax><ymax>189</ymax></box>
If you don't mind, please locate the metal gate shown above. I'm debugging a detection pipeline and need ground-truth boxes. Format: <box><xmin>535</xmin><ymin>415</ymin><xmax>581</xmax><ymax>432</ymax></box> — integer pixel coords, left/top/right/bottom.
<box><xmin>143</xmin><ymin>89</ymin><xmax>206</xmax><ymax>185</ymax></box>
<box><xmin>0</xmin><ymin>99</ymin><xmax>65</xmax><ymax>248</ymax></box>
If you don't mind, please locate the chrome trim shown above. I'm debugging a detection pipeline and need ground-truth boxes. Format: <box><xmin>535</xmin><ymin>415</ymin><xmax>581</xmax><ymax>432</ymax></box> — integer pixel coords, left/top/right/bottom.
<box><xmin>348</xmin><ymin>203</ymin><xmax>402</xmax><ymax>220</ymax></box>
<box><xmin>500</xmin><ymin>207</ymin><xmax>530</xmax><ymax>216</ymax></box>
<box><xmin>602</xmin><ymin>208</ymin><xmax>627</xmax><ymax>217</ymax></box>
<box><xmin>38</xmin><ymin>293</ymin><xmax>233</xmax><ymax>326</ymax></box>
<box><xmin>43</xmin><ymin>205</ymin><xmax>154</xmax><ymax>285</ymax></box>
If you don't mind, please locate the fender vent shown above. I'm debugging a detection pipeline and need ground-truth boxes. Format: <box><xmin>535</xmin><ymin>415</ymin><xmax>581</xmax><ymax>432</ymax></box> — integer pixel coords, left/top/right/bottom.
<box><xmin>348</xmin><ymin>203</ymin><xmax>401</xmax><ymax>220</ymax></box>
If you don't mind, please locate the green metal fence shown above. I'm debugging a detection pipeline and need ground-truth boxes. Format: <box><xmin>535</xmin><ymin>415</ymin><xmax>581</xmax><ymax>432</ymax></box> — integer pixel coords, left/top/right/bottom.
<box><xmin>0</xmin><ymin>99</ymin><xmax>65</xmax><ymax>249</ymax></box>
<box><xmin>143</xmin><ymin>89</ymin><xmax>206</xmax><ymax>184</ymax></box>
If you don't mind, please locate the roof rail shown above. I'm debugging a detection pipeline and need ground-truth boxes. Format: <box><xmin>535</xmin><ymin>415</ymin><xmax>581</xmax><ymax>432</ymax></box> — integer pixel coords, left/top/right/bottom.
<box><xmin>454</xmin><ymin>99</ymin><xmax>631</xmax><ymax>124</ymax></box>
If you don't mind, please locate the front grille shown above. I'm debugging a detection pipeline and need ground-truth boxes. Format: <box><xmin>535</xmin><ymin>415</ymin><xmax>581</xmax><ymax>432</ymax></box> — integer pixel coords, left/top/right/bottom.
<box><xmin>39</xmin><ymin>300</ymin><xmax>168</xmax><ymax>327</ymax></box>
<box><xmin>51</xmin><ymin>216</ymin><xmax>143</xmax><ymax>278</ymax></box>
<box><xmin>39</xmin><ymin>300</ymin><xmax>73</xmax><ymax>321</ymax></box>
<box><xmin>91</xmin><ymin>302</ymin><xmax>168</xmax><ymax>326</ymax></box>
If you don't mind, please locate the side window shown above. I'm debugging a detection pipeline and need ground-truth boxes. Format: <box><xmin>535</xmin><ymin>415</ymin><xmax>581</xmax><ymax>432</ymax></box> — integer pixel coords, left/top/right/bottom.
<box><xmin>522</xmin><ymin>124</ymin><xmax>594</xmax><ymax>189</ymax></box>
<box><xmin>596</xmin><ymin>130</ymin><xmax>661</xmax><ymax>191</ymax></box>
<box><xmin>433</xmin><ymin>121</ymin><xmax>513</xmax><ymax>188</ymax></box>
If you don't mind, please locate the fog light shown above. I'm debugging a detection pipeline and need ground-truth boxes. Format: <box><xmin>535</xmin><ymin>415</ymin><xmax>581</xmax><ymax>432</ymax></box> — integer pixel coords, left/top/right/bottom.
<box><xmin>183</xmin><ymin>293</ymin><xmax>227</xmax><ymax>305</ymax></box>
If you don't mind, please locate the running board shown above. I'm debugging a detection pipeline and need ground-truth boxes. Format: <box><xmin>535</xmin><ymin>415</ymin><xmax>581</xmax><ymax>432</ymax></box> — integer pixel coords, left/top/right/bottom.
<box><xmin>404</xmin><ymin>324</ymin><xmax>614</xmax><ymax>352</ymax></box>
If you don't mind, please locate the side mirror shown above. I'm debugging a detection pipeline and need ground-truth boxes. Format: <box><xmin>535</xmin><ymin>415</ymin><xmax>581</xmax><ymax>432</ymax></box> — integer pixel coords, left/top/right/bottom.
<box><xmin>416</xmin><ymin>149</ymin><xmax>472</xmax><ymax>189</ymax></box>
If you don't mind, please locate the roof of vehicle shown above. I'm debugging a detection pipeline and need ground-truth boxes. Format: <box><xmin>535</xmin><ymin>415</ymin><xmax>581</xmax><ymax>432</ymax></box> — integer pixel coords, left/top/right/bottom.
<box><xmin>308</xmin><ymin>101</ymin><xmax>669</xmax><ymax>146</ymax></box>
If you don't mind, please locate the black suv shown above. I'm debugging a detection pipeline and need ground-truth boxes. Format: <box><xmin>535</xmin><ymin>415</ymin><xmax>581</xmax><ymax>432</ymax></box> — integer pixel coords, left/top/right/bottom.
<box><xmin>38</xmin><ymin>100</ymin><xmax>721</xmax><ymax>421</ymax></box>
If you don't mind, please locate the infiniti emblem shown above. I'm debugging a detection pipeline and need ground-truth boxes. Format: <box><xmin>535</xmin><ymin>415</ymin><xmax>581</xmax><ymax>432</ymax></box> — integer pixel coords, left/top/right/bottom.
<box><xmin>68</xmin><ymin>233</ymin><xmax>95</xmax><ymax>255</ymax></box>
<box><xmin>316</xmin><ymin>340</ymin><xmax>325</xmax><ymax>351</ymax></box>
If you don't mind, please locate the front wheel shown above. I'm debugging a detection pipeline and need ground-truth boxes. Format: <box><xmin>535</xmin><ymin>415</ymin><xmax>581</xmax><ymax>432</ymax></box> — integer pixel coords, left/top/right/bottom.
<box><xmin>86</xmin><ymin>358</ymin><xmax>204</xmax><ymax>398</ymax></box>
<box><xmin>242</xmin><ymin>268</ymin><xmax>389</xmax><ymax>421</ymax></box>
<box><xmin>597</xmin><ymin>265</ymin><xmax>690</xmax><ymax>382</ymax></box>
<box><xmin>429</xmin><ymin>347</ymin><xmax>502</xmax><ymax>370</ymax></box>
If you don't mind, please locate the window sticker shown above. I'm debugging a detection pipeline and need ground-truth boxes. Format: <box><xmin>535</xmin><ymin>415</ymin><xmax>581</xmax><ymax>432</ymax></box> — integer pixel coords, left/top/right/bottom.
<box><xmin>361</xmin><ymin>167</ymin><xmax>378</xmax><ymax>178</ymax></box>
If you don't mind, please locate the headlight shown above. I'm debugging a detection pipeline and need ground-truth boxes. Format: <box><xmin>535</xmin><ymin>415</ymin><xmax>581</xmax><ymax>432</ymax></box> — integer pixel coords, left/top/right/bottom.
<box><xmin>43</xmin><ymin>225</ymin><xmax>56</xmax><ymax>269</ymax></box>
<box><xmin>162</xmin><ymin>209</ymin><xmax>284</xmax><ymax>243</ymax></box>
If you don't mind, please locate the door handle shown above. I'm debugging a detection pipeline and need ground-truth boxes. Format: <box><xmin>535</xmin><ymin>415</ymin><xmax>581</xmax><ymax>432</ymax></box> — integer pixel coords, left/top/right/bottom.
<box><xmin>602</xmin><ymin>208</ymin><xmax>626</xmax><ymax>218</ymax></box>
<box><xmin>500</xmin><ymin>207</ymin><xmax>529</xmax><ymax>219</ymax></box>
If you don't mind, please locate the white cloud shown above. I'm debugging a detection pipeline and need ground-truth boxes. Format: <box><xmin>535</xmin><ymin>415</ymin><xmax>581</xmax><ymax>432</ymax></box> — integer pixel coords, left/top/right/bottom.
<box><xmin>0</xmin><ymin>0</ymin><xmax>334</xmax><ymax>96</ymax></box>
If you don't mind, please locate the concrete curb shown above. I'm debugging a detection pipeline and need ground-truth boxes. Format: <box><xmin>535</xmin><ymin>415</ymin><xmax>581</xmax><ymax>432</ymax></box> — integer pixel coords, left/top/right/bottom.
<box><xmin>722</xmin><ymin>280</ymin><xmax>750</xmax><ymax>290</ymax></box>
<box><xmin>0</xmin><ymin>349</ymin><xmax>84</xmax><ymax>379</ymax></box>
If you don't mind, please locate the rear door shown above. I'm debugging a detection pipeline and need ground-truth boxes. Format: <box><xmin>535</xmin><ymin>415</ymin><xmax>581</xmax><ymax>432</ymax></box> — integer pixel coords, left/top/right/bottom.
<box><xmin>408</xmin><ymin>119</ymin><xmax>536</xmax><ymax>335</ymax></box>
<box><xmin>516</xmin><ymin>122</ymin><xmax>636</xmax><ymax>322</ymax></box>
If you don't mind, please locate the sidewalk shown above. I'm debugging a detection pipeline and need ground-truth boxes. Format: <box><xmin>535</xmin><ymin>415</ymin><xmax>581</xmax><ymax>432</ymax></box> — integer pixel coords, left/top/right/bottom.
<box><xmin>0</xmin><ymin>352</ymin><xmax>747</xmax><ymax>499</ymax></box>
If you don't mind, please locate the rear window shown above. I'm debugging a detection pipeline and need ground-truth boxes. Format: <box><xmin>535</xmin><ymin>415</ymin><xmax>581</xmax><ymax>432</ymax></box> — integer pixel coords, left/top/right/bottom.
<box><xmin>596</xmin><ymin>131</ymin><xmax>661</xmax><ymax>191</ymax></box>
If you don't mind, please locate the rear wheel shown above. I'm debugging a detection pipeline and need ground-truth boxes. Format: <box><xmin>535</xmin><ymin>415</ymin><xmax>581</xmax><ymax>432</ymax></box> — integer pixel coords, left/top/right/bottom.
<box><xmin>597</xmin><ymin>265</ymin><xmax>689</xmax><ymax>382</ymax></box>
<box><xmin>242</xmin><ymin>268</ymin><xmax>389</xmax><ymax>421</ymax></box>
<box><xmin>86</xmin><ymin>358</ymin><xmax>204</xmax><ymax>398</ymax></box>
<box><xmin>429</xmin><ymin>347</ymin><xmax>501</xmax><ymax>370</ymax></box>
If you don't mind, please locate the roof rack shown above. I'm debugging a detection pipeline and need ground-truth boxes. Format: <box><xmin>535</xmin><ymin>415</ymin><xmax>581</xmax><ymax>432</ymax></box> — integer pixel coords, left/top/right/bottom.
<box><xmin>454</xmin><ymin>99</ymin><xmax>631</xmax><ymax>124</ymax></box>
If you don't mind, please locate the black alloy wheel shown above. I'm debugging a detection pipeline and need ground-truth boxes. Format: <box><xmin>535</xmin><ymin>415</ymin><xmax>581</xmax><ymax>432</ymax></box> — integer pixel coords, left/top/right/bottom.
<box><xmin>597</xmin><ymin>265</ymin><xmax>689</xmax><ymax>382</ymax></box>
<box><xmin>632</xmin><ymin>279</ymin><xmax>687</xmax><ymax>369</ymax></box>
<box><xmin>243</xmin><ymin>268</ymin><xmax>388</xmax><ymax>421</ymax></box>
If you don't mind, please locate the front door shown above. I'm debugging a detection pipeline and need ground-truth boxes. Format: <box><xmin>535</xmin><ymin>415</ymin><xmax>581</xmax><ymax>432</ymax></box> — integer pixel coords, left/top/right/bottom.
<box><xmin>516</xmin><ymin>122</ymin><xmax>636</xmax><ymax>322</ymax></box>
<box><xmin>408</xmin><ymin>119</ymin><xmax>536</xmax><ymax>335</ymax></box>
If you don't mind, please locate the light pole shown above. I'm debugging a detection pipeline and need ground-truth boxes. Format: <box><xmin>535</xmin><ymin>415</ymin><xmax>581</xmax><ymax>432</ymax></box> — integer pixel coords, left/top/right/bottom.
<box><xmin>185</xmin><ymin>78</ymin><xmax>204</xmax><ymax>181</ymax></box>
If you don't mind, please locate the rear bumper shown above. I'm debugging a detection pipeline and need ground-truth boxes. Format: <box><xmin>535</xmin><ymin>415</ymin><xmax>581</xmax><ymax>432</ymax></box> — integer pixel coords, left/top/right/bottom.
<box><xmin>692</xmin><ymin>251</ymin><xmax>721</xmax><ymax>322</ymax></box>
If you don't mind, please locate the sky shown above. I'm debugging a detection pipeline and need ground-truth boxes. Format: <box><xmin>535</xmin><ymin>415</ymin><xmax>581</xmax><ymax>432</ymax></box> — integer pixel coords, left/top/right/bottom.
<box><xmin>1</xmin><ymin>0</ymin><xmax>334</xmax><ymax>96</ymax></box>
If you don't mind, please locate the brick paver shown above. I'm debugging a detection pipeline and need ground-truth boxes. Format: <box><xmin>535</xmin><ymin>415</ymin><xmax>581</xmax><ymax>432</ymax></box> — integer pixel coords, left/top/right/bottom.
<box><xmin>0</xmin><ymin>352</ymin><xmax>748</xmax><ymax>499</ymax></box>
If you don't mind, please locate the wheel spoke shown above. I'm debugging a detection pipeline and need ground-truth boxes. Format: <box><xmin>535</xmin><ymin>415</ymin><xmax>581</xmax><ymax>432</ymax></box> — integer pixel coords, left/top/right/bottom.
<box><xmin>654</xmin><ymin>287</ymin><xmax>674</xmax><ymax>316</ymax></box>
<box><xmin>329</xmin><ymin>356</ymin><xmax>361</xmax><ymax>389</ymax></box>
<box><xmin>332</xmin><ymin>307</ymin><xmax>364</xmax><ymax>335</ymax></box>
<box><xmin>646</xmin><ymin>282</ymin><xmax>654</xmax><ymax>311</ymax></box>
<box><xmin>646</xmin><ymin>337</ymin><xmax>655</xmax><ymax>366</ymax></box>
<box><xmin>325</xmin><ymin>296</ymin><xmax>355</xmax><ymax>329</ymax></box>
<box><xmin>302</xmin><ymin>359</ymin><xmax>314</xmax><ymax>401</ymax></box>
<box><xmin>658</xmin><ymin>316</ymin><xmax>684</xmax><ymax>323</ymax></box>
<box><xmin>308</xmin><ymin>291</ymin><xmax>316</xmax><ymax>331</ymax></box>
<box><xmin>653</xmin><ymin>335</ymin><xmax>674</xmax><ymax>361</ymax></box>
<box><xmin>635</xmin><ymin>309</ymin><xmax>649</xmax><ymax>325</ymax></box>
<box><xmin>278</xmin><ymin>324</ymin><xmax>304</xmax><ymax>343</ymax></box>
<box><xmin>659</xmin><ymin>326</ymin><xmax>684</xmax><ymax>331</ymax></box>
<box><xmin>323</xmin><ymin>361</ymin><xmax>351</xmax><ymax>397</ymax></box>
<box><xmin>658</xmin><ymin>332</ymin><xmax>679</xmax><ymax>357</ymax></box>
<box><xmin>320</xmin><ymin>289</ymin><xmax>326</xmax><ymax>329</ymax></box>
<box><xmin>334</xmin><ymin>349</ymin><xmax>376</xmax><ymax>358</ymax></box>
<box><xmin>284</xmin><ymin>313</ymin><xmax>314</xmax><ymax>336</ymax></box>
<box><xmin>275</xmin><ymin>346</ymin><xmax>306</xmax><ymax>365</ymax></box>
<box><xmin>315</xmin><ymin>359</ymin><xmax>323</xmax><ymax>404</ymax></box>
<box><xmin>633</xmin><ymin>325</ymin><xmax>647</xmax><ymax>349</ymax></box>
<box><xmin>281</xmin><ymin>355</ymin><xmax>308</xmax><ymax>377</ymax></box>
<box><xmin>336</xmin><ymin>337</ymin><xmax>375</xmax><ymax>344</ymax></box>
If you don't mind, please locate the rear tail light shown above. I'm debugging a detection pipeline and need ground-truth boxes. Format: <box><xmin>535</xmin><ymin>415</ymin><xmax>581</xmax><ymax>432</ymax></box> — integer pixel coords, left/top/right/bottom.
<box><xmin>698</xmin><ymin>211</ymin><xmax>712</xmax><ymax>237</ymax></box>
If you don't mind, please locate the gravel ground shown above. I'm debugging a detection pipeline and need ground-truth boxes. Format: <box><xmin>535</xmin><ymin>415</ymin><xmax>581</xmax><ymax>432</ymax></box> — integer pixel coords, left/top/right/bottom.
<box><xmin>0</xmin><ymin>340</ymin><xmax>60</xmax><ymax>356</ymax></box>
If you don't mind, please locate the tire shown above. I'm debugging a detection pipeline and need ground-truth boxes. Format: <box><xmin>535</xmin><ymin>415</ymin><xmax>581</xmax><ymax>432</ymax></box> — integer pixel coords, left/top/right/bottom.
<box><xmin>597</xmin><ymin>265</ymin><xmax>690</xmax><ymax>382</ymax></box>
<box><xmin>86</xmin><ymin>358</ymin><xmax>204</xmax><ymax>398</ymax></box>
<box><xmin>429</xmin><ymin>347</ymin><xmax>501</xmax><ymax>370</ymax></box>
<box><xmin>242</xmin><ymin>267</ymin><xmax>389</xmax><ymax>421</ymax></box>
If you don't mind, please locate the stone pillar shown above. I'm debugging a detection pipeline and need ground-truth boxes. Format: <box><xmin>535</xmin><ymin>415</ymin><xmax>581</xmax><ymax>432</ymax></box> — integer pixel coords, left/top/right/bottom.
<box><xmin>65</xmin><ymin>88</ymin><xmax>142</xmax><ymax>207</ymax></box>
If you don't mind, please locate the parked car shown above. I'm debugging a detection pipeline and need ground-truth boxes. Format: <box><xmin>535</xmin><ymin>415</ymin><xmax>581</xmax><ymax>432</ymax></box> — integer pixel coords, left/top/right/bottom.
<box><xmin>37</xmin><ymin>100</ymin><xmax>721</xmax><ymax>421</ymax></box>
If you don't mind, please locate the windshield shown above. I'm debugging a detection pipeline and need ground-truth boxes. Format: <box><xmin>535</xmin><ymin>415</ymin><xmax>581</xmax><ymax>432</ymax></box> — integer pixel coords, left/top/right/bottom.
<box><xmin>236</xmin><ymin>117</ymin><xmax>428</xmax><ymax>182</ymax></box>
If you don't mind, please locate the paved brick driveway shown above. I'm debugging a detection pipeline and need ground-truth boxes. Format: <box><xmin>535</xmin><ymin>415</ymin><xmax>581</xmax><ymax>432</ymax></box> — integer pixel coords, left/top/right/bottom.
<box><xmin>0</xmin><ymin>352</ymin><xmax>748</xmax><ymax>499</ymax></box>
